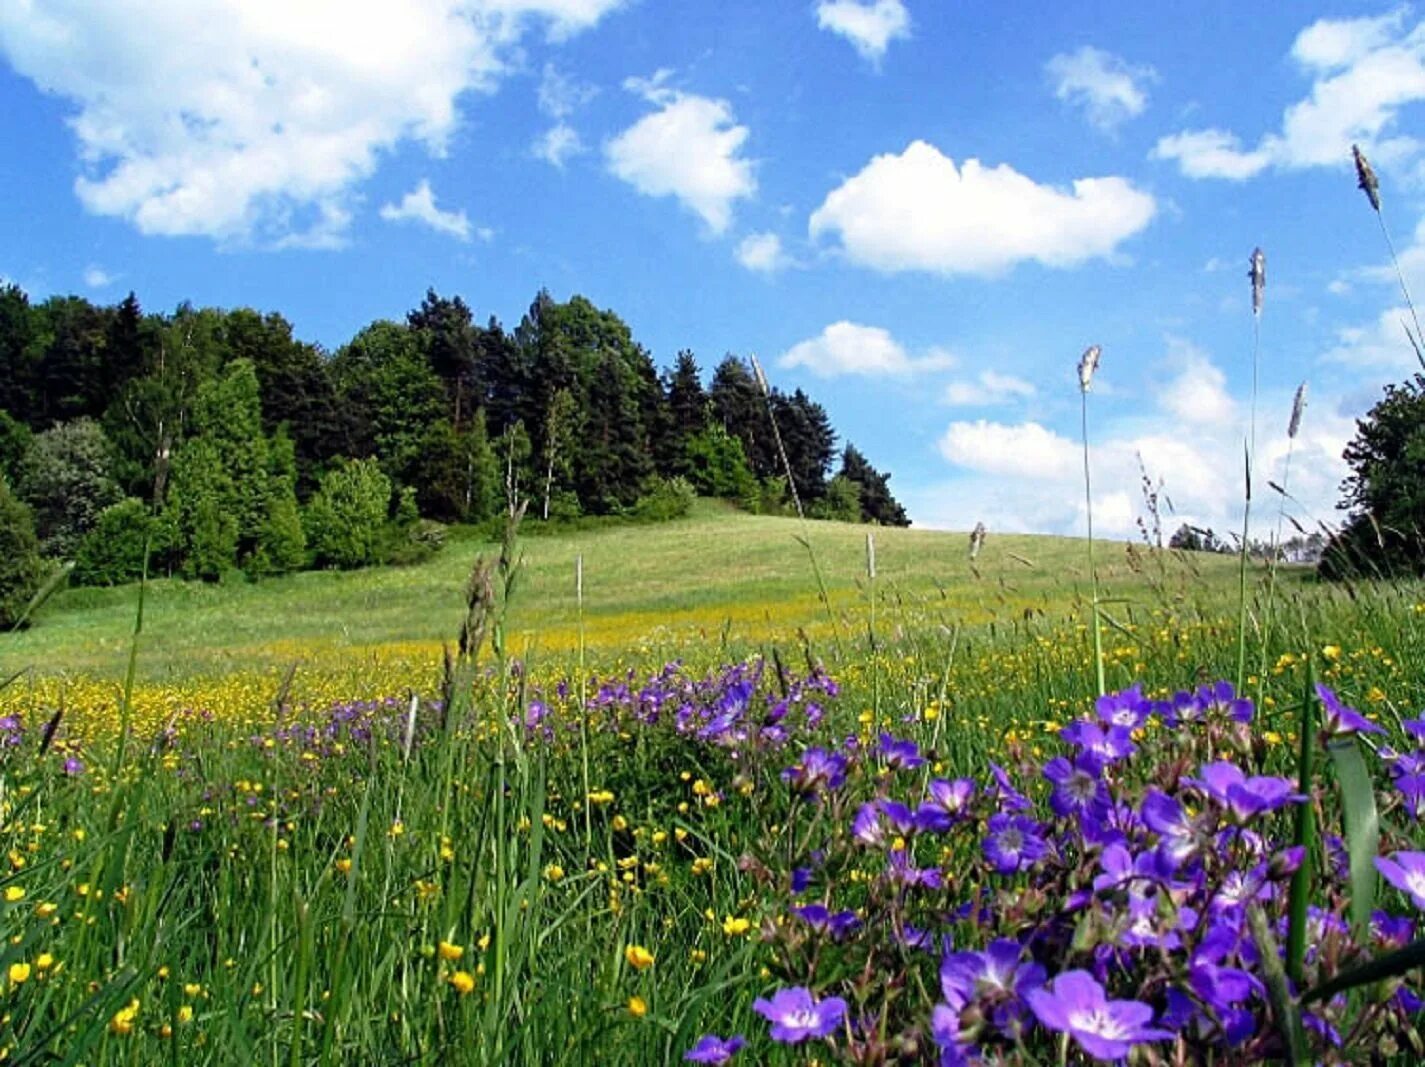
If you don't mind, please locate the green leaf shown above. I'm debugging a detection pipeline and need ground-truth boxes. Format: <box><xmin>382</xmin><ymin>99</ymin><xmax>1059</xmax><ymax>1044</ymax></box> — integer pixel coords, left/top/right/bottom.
<box><xmin>1286</xmin><ymin>664</ymin><xmax>1319</xmax><ymax>983</ymax></box>
<box><xmin>1328</xmin><ymin>735</ymin><xmax>1380</xmax><ymax>939</ymax></box>
<box><xmin>1303</xmin><ymin>937</ymin><xmax>1425</xmax><ymax>1004</ymax></box>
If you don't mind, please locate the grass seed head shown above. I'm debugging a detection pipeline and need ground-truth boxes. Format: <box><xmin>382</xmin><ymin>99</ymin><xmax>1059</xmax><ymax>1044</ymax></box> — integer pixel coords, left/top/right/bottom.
<box><xmin>1288</xmin><ymin>382</ymin><xmax>1308</xmax><ymax>439</ymax></box>
<box><xmin>1077</xmin><ymin>345</ymin><xmax>1102</xmax><ymax>393</ymax></box>
<box><xmin>1249</xmin><ymin>247</ymin><xmax>1266</xmax><ymax>317</ymax></box>
<box><xmin>1353</xmin><ymin>144</ymin><xmax>1381</xmax><ymax>212</ymax></box>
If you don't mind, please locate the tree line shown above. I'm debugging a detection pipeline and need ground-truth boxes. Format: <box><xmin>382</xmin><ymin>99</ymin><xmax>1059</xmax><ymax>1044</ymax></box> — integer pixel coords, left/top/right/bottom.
<box><xmin>0</xmin><ymin>285</ymin><xmax>908</xmax><ymax>622</ymax></box>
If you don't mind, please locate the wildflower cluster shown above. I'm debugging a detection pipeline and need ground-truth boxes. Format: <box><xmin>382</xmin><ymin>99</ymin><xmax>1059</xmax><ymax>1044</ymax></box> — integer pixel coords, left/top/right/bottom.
<box><xmin>727</xmin><ymin>681</ymin><xmax>1423</xmax><ymax>1063</ymax></box>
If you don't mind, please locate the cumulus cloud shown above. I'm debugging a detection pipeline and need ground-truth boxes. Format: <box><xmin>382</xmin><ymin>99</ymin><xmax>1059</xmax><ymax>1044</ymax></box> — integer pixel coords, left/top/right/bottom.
<box><xmin>1155</xmin><ymin>339</ymin><xmax>1237</xmax><ymax>426</ymax></box>
<box><xmin>1321</xmin><ymin>304</ymin><xmax>1424</xmax><ymax>372</ymax></box>
<box><xmin>929</xmin><ymin>342</ymin><xmax>1357</xmax><ymax>538</ymax></box>
<box><xmin>0</xmin><ymin>0</ymin><xmax>626</xmax><ymax>246</ymax></box>
<box><xmin>736</xmin><ymin>232</ymin><xmax>792</xmax><ymax>273</ymax></box>
<box><xmin>82</xmin><ymin>265</ymin><xmax>115</xmax><ymax>289</ymax></box>
<box><xmin>809</xmin><ymin>140</ymin><xmax>1155</xmax><ymax>275</ymax></box>
<box><xmin>942</xmin><ymin>370</ymin><xmax>1037</xmax><ymax>406</ymax></box>
<box><xmin>379</xmin><ymin>179</ymin><xmax>473</xmax><ymax>240</ymax></box>
<box><xmin>815</xmin><ymin>0</ymin><xmax>910</xmax><ymax>64</ymax></box>
<box><xmin>532</xmin><ymin>62</ymin><xmax>595</xmax><ymax>167</ymax></box>
<box><xmin>1154</xmin><ymin>10</ymin><xmax>1425</xmax><ymax>180</ymax></box>
<box><xmin>779</xmin><ymin>321</ymin><xmax>955</xmax><ymax>377</ymax></box>
<box><xmin>1046</xmin><ymin>46</ymin><xmax>1155</xmax><ymax>132</ymax></box>
<box><xmin>605</xmin><ymin>74</ymin><xmax>756</xmax><ymax>234</ymax></box>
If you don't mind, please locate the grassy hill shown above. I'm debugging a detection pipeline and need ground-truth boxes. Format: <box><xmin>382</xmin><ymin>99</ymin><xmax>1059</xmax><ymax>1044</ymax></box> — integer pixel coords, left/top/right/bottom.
<box><xmin>4</xmin><ymin>499</ymin><xmax>1265</xmax><ymax>683</ymax></box>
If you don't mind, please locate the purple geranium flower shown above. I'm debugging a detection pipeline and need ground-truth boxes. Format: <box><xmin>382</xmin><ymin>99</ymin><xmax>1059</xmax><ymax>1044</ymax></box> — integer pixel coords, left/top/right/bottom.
<box><xmin>1196</xmin><ymin>680</ymin><xmax>1255</xmax><ymax>723</ymax></box>
<box><xmin>1096</xmin><ymin>685</ymin><xmax>1152</xmax><ymax>729</ymax></box>
<box><xmin>1043</xmin><ymin>755</ymin><xmax>1110</xmax><ymax>819</ymax></box>
<box><xmin>1376</xmin><ymin>851</ymin><xmax>1425</xmax><ymax>909</ymax></box>
<box><xmin>1026</xmin><ymin>970</ymin><xmax>1173</xmax><ymax>1061</ymax></box>
<box><xmin>753</xmin><ymin>987</ymin><xmax>847</xmax><ymax>1044</ymax></box>
<box><xmin>1315</xmin><ymin>684</ymin><xmax>1385</xmax><ymax>738</ymax></box>
<box><xmin>1186</xmin><ymin>761</ymin><xmax>1303</xmax><ymax>822</ymax></box>
<box><xmin>684</xmin><ymin>1034</ymin><xmax>745</xmax><ymax>1063</ymax></box>
<box><xmin>926</xmin><ymin>777</ymin><xmax>976</xmax><ymax>817</ymax></box>
<box><xmin>983</xmin><ymin>813</ymin><xmax>1050</xmax><ymax>875</ymax></box>
<box><xmin>878</xmin><ymin>733</ymin><xmax>926</xmax><ymax>771</ymax></box>
<box><xmin>781</xmin><ymin>747</ymin><xmax>848</xmax><ymax>796</ymax></box>
<box><xmin>1060</xmin><ymin>720</ymin><xmax>1137</xmax><ymax>767</ymax></box>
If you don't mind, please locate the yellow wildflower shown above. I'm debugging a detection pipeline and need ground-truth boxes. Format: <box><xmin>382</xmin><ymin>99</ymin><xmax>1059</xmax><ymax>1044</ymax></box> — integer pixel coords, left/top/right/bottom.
<box><xmin>624</xmin><ymin>944</ymin><xmax>654</xmax><ymax>970</ymax></box>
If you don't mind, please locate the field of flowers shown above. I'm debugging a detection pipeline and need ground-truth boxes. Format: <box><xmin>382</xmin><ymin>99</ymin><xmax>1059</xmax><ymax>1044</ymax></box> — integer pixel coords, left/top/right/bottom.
<box><xmin>1</xmin><ymin>499</ymin><xmax>1423</xmax><ymax>1065</ymax></box>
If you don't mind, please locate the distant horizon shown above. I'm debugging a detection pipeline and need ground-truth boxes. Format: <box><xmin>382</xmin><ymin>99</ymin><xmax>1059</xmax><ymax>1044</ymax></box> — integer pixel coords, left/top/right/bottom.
<box><xmin>4</xmin><ymin>2</ymin><xmax>1423</xmax><ymax>536</ymax></box>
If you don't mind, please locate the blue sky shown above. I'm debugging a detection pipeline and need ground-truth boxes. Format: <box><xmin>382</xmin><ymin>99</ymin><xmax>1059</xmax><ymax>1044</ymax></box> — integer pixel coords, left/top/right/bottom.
<box><xmin>3</xmin><ymin>1</ymin><xmax>1424</xmax><ymax>538</ymax></box>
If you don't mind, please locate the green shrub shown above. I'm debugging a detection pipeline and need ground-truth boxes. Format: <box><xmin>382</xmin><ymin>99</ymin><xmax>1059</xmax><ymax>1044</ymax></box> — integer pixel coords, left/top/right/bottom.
<box><xmin>381</xmin><ymin>518</ymin><xmax>448</xmax><ymax>567</ymax></box>
<box><xmin>73</xmin><ymin>498</ymin><xmax>153</xmax><ymax>586</ymax></box>
<box><xmin>17</xmin><ymin>417</ymin><xmax>122</xmax><ymax>558</ymax></box>
<box><xmin>0</xmin><ymin>478</ymin><xmax>45</xmax><ymax>628</ymax></box>
<box><xmin>632</xmin><ymin>476</ymin><xmax>696</xmax><ymax>523</ymax></box>
<box><xmin>166</xmin><ymin>436</ymin><xmax>239</xmax><ymax>581</ymax></box>
<box><xmin>304</xmin><ymin>458</ymin><xmax>392</xmax><ymax>569</ymax></box>
<box><xmin>684</xmin><ymin>425</ymin><xmax>758</xmax><ymax>501</ymax></box>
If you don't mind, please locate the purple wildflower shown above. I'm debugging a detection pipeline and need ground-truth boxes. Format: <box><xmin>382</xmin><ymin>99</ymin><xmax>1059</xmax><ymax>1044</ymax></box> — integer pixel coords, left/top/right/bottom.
<box><xmin>1043</xmin><ymin>755</ymin><xmax>1110</xmax><ymax>819</ymax></box>
<box><xmin>1060</xmin><ymin>720</ymin><xmax>1137</xmax><ymax>767</ymax></box>
<box><xmin>1026</xmin><ymin>970</ymin><xmax>1173</xmax><ymax>1061</ymax></box>
<box><xmin>753</xmin><ymin>987</ymin><xmax>847</xmax><ymax>1044</ymax></box>
<box><xmin>878</xmin><ymin>733</ymin><xmax>926</xmax><ymax>771</ymax></box>
<box><xmin>1196</xmin><ymin>680</ymin><xmax>1255</xmax><ymax>723</ymax></box>
<box><xmin>1096</xmin><ymin>685</ymin><xmax>1152</xmax><ymax>729</ymax></box>
<box><xmin>926</xmin><ymin>777</ymin><xmax>975</xmax><ymax>816</ymax></box>
<box><xmin>1315</xmin><ymin>684</ymin><xmax>1385</xmax><ymax>738</ymax></box>
<box><xmin>684</xmin><ymin>1034</ymin><xmax>745</xmax><ymax>1063</ymax></box>
<box><xmin>983</xmin><ymin>813</ymin><xmax>1050</xmax><ymax>875</ymax></box>
<box><xmin>1186</xmin><ymin>762</ymin><xmax>1303</xmax><ymax>822</ymax></box>
<box><xmin>781</xmin><ymin>747</ymin><xmax>848</xmax><ymax>796</ymax></box>
<box><xmin>1376</xmin><ymin>851</ymin><xmax>1425</xmax><ymax>909</ymax></box>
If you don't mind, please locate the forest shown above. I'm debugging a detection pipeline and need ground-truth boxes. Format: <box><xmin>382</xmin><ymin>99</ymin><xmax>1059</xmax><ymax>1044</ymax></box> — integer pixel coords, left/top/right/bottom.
<box><xmin>0</xmin><ymin>284</ymin><xmax>908</xmax><ymax>600</ymax></box>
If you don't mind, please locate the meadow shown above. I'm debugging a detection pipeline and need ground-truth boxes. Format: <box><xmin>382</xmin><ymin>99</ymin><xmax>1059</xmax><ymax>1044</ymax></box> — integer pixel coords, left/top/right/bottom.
<box><xmin>1</xmin><ymin>501</ymin><xmax>1424</xmax><ymax>1064</ymax></box>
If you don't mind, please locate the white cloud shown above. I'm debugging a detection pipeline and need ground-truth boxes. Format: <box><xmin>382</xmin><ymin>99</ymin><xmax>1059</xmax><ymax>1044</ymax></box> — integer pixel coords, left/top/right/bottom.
<box><xmin>0</xmin><ymin>0</ymin><xmax>626</xmax><ymax>246</ymax></box>
<box><xmin>938</xmin><ymin>420</ymin><xmax>1079</xmax><ymax>481</ymax></box>
<box><xmin>809</xmin><ymin>140</ymin><xmax>1156</xmax><ymax>275</ymax></box>
<box><xmin>942</xmin><ymin>370</ymin><xmax>1037</xmax><ymax>406</ymax></box>
<box><xmin>929</xmin><ymin>359</ymin><xmax>1359</xmax><ymax>538</ymax></box>
<box><xmin>82</xmin><ymin>265</ymin><xmax>115</xmax><ymax>289</ymax></box>
<box><xmin>532</xmin><ymin>62</ymin><xmax>594</xmax><ymax>167</ymax></box>
<box><xmin>1151</xmin><ymin>129</ymin><xmax>1271</xmax><ymax>180</ymax></box>
<box><xmin>1046</xmin><ymin>46</ymin><xmax>1155</xmax><ymax>132</ymax></box>
<box><xmin>780</xmin><ymin>321</ymin><xmax>955</xmax><ymax>377</ymax></box>
<box><xmin>533</xmin><ymin>123</ymin><xmax>584</xmax><ymax>167</ymax></box>
<box><xmin>736</xmin><ymin>232</ymin><xmax>792</xmax><ymax>273</ymax></box>
<box><xmin>1154</xmin><ymin>11</ymin><xmax>1425</xmax><ymax>180</ymax></box>
<box><xmin>379</xmin><ymin>179</ymin><xmax>473</xmax><ymax>240</ymax></box>
<box><xmin>1322</xmin><ymin>304</ymin><xmax>1424</xmax><ymax>371</ymax></box>
<box><xmin>1155</xmin><ymin>340</ymin><xmax>1237</xmax><ymax>426</ymax></box>
<box><xmin>605</xmin><ymin>77</ymin><xmax>755</xmax><ymax>234</ymax></box>
<box><xmin>815</xmin><ymin>0</ymin><xmax>910</xmax><ymax>64</ymax></box>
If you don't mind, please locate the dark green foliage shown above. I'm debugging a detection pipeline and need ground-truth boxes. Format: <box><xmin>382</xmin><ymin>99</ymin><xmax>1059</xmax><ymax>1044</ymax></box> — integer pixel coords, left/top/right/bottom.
<box><xmin>166</xmin><ymin>436</ymin><xmax>239</xmax><ymax>581</ymax></box>
<box><xmin>0</xmin><ymin>282</ymin><xmax>905</xmax><ymax>577</ymax></box>
<box><xmin>815</xmin><ymin>474</ymin><xmax>863</xmax><ymax>523</ymax></box>
<box><xmin>72</xmin><ymin>498</ymin><xmax>153</xmax><ymax>586</ymax></box>
<box><xmin>251</xmin><ymin>429</ymin><xmax>306</xmax><ymax>577</ymax></box>
<box><xmin>684</xmin><ymin>424</ymin><xmax>758</xmax><ymax>501</ymax></box>
<box><xmin>17</xmin><ymin>417</ymin><xmax>123</xmax><ymax>557</ymax></box>
<box><xmin>304</xmin><ymin>458</ymin><xmax>392</xmax><ymax>569</ymax></box>
<box><xmin>193</xmin><ymin>358</ymin><xmax>270</xmax><ymax>557</ymax></box>
<box><xmin>839</xmin><ymin>444</ymin><xmax>910</xmax><ymax>527</ymax></box>
<box><xmin>0</xmin><ymin>410</ymin><xmax>31</xmax><ymax>485</ymax></box>
<box><xmin>709</xmin><ymin>356</ymin><xmax>772</xmax><ymax>475</ymax></box>
<box><xmin>224</xmin><ymin>308</ymin><xmax>342</xmax><ymax>491</ymax></box>
<box><xmin>771</xmin><ymin>389</ymin><xmax>836</xmax><ymax>503</ymax></box>
<box><xmin>332</xmin><ymin>321</ymin><xmax>446</xmax><ymax>477</ymax></box>
<box><xmin>632</xmin><ymin>476</ymin><xmax>696</xmax><ymax>522</ymax></box>
<box><xmin>0</xmin><ymin>477</ymin><xmax>45</xmax><ymax>627</ymax></box>
<box><xmin>1320</xmin><ymin>373</ymin><xmax>1425</xmax><ymax>579</ymax></box>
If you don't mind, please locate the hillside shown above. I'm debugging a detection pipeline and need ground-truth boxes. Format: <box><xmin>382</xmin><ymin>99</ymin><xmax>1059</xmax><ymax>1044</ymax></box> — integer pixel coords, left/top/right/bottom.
<box><xmin>4</xmin><ymin>500</ymin><xmax>1262</xmax><ymax>682</ymax></box>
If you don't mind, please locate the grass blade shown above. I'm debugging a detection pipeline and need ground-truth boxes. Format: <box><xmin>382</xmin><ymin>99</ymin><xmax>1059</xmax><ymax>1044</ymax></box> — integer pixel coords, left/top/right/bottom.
<box><xmin>1286</xmin><ymin>663</ymin><xmax>1318</xmax><ymax>983</ymax></box>
<box><xmin>1327</xmin><ymin>735</ymin><xmax>1380</xmax><ymax>939</ymax></box>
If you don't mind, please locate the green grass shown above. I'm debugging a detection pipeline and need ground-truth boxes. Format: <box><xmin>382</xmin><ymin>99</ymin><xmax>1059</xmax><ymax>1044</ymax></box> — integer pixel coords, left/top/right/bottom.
<box><xmin>1</xmin><ymin>504</ymin><xmax>1421</xmax><ymax>1064</ymax></box>
<box><xmin>6</xmin><ymin>499</ymin><xmax>1259</xmax><ymax>682</ymax></box>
